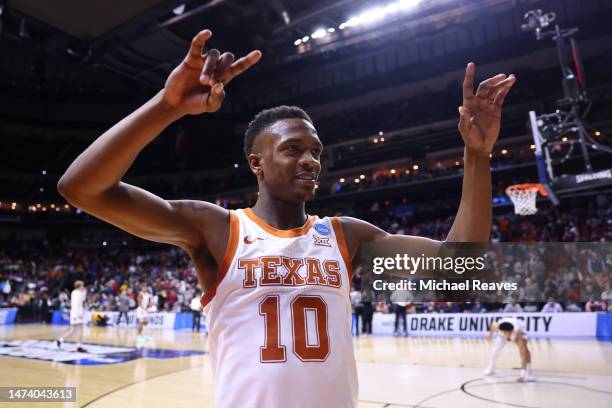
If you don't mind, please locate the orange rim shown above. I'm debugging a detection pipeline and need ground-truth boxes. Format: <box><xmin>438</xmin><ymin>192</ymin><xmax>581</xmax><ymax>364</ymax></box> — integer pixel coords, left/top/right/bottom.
<box><xmin>505</xmin><ymin>183</ymin><xmax>548</xmax><ymax>197</ymax></box>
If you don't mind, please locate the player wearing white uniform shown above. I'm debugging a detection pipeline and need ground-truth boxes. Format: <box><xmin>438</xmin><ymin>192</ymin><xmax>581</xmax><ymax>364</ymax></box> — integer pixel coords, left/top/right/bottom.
<box><xmin>484</xmin><ymin>317</ymin><xmax>535</xmax><ymax>382</ymax></box>
<box><xmin>58</xmin><ymin>26</ymin><xmax>515</xmax><ymax>408</ymax></box>
<box><xmin>137</xmin><ymin>285</ymin><xmax>151</xmax><ymax>336</ymax></box>
<box><xmin>56</xmin><ymin>280</ymin><xmax>88</xmax><ymax>352</ymax></box>
<box><xmin>202</xmin><ymin>209</ymin><xmax>357</xmax><ymax>407</ymax></box>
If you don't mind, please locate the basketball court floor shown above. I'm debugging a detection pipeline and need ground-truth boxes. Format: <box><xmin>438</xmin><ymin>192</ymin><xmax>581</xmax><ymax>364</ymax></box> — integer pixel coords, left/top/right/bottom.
<box><xmin>1</xmin><ymin>325</ymin><xmax>611</xmax><ymax>407</ymax></box>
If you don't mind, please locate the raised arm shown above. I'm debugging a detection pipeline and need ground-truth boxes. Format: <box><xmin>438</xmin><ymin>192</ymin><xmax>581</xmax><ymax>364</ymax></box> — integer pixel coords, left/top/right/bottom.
<box><xmin>57</xmin><ymin>30</ymin><xmax>261</xmax><ymax>252</ymax></box>
<box><xmin>338</xmin><ymin>216</ymin><xmax>443</xmax><ymax>266</ymax></box>
<box><xmin>338</xmin><ymin>64</ymin><xmax>515</xmax><ymax>264</ymax></box>
<box><xmin>446</xmin><ymin>63</ymin><xmax>515</xmax><ymax>242</ymax></box>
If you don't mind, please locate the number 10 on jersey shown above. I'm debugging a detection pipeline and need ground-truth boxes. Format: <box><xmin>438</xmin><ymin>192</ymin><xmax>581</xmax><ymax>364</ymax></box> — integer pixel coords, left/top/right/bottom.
<box><xmin>259</xmin><ymin>295</ymin><xmax>330</xmax><ymax>362</ymax></box>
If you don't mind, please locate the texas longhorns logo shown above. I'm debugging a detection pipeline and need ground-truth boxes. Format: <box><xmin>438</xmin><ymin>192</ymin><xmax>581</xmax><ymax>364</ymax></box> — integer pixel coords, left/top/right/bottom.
<box><xmin>244</xmin><ymin>236</ymin><xmax>265</xmax><ymax>244</ymax></box>
<box><xmin>313</xmin><ymin>235</ymin><xmax>331</xmax><ymax>247</ymax></box>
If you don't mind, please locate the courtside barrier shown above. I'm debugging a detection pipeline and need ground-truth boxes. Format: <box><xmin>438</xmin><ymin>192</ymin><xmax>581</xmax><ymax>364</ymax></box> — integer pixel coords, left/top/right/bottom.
<box><xmin>371</xmin><ymin>312</ymin><xmax>602</xmax><ymax>338</ymax></box>
<box><xmin>47</xmin><ymin>310</ymin><xmax>607</xmax><ymax>338</ymax></box>
<box><xmin>596</xmin><ymin>313</ymin><xmax>612</xmax><ymax>340</ymax></box>
<box><xmin>0</xmin><ymin>308</ymin><xmax>17</xmax><ymax>325</ymax></box>
<box><xmin>50</xmin><ymin>310</ymin><xmax>207</xmax><ymax>331</ymax></box>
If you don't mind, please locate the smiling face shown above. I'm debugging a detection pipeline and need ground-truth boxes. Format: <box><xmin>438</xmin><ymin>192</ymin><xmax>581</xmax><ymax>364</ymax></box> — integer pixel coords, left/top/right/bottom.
<box><xmin>249</xmin><ymin>118</ymin><xmax>323</xmax><ymax>204</ymax></box>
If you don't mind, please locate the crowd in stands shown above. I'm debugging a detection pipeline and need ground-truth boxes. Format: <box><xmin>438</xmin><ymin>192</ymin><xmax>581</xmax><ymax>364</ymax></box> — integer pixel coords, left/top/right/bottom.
<box><xmin>1</xmin><ymin>196</ymin><xmax>611</xmax><ymax>322</ymax></box>
<box><xmin>0</xmin><ymin>245</ymin><xmax>199</xmax><ymax>319</ymax></box>
<box><xmin>3</xmin><ymin>59</ymin><xmax>612</xmax><ymax>205</ymax></box>
<box><xmin>0</xmin><ymin>140</ymin><xmax>580</xmax><ymax>218</ymax></box>
<box><xmin>314</xmin><ymin>63</ymin><xmax>612</xmax><ymax>145</ymax></box>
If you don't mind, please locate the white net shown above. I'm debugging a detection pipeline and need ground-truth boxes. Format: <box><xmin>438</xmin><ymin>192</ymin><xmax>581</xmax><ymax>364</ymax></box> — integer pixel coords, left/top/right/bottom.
<box><xmin>506</xmin><ymin>184</ymin><xmax>544</xmax><ymax>215</ymax></box>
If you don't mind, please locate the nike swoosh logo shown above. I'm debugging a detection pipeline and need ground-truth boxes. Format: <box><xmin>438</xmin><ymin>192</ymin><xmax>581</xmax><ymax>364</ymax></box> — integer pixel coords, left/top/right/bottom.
<box><xmin>244</xmin><ymin>236</ymin><xmax>265</xmax><ymax>244</ymax></box>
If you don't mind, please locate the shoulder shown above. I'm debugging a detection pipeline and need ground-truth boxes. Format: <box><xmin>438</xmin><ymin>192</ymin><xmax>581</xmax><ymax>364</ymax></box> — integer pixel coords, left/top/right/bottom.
<box><xmin>169</xmin><ymin>200</ymin><xmax>230</xmax><ymax>228</ymax></box>
<box><xmin>170</xmin><ymin>200</ymin><xmax>233</xmax><ymax>253</ymax></box>
<box><xmin>328</xmin><ymin>216</ymin><xmax>388</xmax><ymax>262</ymax></box>
<box><xmin>334</xmin><ymin>216</ymin><xmax>389</xmax><ymax>241</ymax></box>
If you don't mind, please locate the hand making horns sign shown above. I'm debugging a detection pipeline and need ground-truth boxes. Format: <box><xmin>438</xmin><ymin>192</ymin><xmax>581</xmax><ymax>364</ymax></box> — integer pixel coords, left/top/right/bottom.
<box><xmin>162</xmin><ymin>29</ymin><xmax>262</xmax><ymax>116</ymax></box>
<box><xmin>458</xmin><ymin>62</ymin><xmax>516</xmax><ymax>155</ymax></box>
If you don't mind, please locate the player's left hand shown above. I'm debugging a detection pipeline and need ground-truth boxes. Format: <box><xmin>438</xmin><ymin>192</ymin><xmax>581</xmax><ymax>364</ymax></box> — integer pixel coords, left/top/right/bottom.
<box><xmin>458</xmin><ymin>62</ymin><xmax>516</xmax><ymax>154</ymax></box>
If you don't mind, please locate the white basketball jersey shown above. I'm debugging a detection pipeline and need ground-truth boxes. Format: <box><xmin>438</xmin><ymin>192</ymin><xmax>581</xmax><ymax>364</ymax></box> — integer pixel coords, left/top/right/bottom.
<box><xmin>202</xmin><ymin>208</ymin><xmax>358</xmax><ymax>408</ymax></box>
<box><xmin>139</xmin><ymin>292</ymin><xmax>151</xmax><ymax>309</ymax></box>
<box><xmin>499</xmin><ymin>317</ymin><xmax>526</xmax><ymax>341</ymax></box>
<box><xmin>70</xmin><ymin>289</ymin><xmax>85</xmax><ymax>316</ymax></box>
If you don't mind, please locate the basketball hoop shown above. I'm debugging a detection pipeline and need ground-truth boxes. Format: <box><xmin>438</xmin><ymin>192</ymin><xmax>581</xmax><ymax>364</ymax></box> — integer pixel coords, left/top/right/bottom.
<box><xmin>505</xmin><ymin>183</ymin><xmax>548</xmax><ymax>215</ymax></box>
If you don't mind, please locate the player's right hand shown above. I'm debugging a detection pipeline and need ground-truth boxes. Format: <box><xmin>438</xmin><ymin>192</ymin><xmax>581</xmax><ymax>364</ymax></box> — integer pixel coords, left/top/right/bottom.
<box><xmin>161</xmin><ymin>29</ymin><xmax>262</xmax><ymax>116</ymax></box>
<box><xmin>484</xmin><ymin>333</ymin><xmax>492</xmax><ymax>341</ymax></box>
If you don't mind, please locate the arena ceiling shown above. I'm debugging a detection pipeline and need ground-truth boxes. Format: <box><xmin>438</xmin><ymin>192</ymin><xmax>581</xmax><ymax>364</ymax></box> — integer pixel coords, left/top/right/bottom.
<box><xmin>2</xmin><ymin>0</ymin><xmax>370</xmax><ymax>90</ymax></box>
<box><xmin>2</xmin><ymin>0</ymin><xmax>516</xmax><ymax>92</ymax></box>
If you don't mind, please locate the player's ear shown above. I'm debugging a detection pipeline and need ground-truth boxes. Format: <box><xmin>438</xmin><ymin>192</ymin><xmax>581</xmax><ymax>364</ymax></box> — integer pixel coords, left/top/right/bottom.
<box><xmin>248</xmin><ymin>153</ymin><xmax>263</xmax><ymax>177</ymax></box>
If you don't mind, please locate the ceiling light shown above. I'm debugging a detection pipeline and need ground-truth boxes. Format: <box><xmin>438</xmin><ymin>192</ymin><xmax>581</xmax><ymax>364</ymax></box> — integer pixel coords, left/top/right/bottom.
<box><xmin>172</xmin><ymin>4</ymin><xmax>185</xmax><ymax>15</ymax></box>
<box><xmin>311</xmin><ymin>28</ymin><xmax>327</xmax><ymax>39</ymax></box>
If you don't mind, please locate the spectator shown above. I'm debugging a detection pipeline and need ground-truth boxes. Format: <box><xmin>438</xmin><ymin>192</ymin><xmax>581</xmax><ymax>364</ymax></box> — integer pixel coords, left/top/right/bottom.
<box><xmin>469</xmin><ymin>300</ymin><xmax>487</xmax><ymax>313</ymax></box>
<box><xmin>521</xmin><ymin>277</ymin><xmax>540</xmax><ymax>302</ymax></box>
<box><xmin>350</xmin><ymin>287</ymin><xmax>363</xmax><ymax>336</ymax></box>
<box><xmin>503</xmin><ymin>298</ymin><xmax>523</xmax><ymax>313</ymax></box>
<box><xmin>541</xmin><ymin>298</ymin><xmax>563</xmax><ymax>313</ymax></box>
<box><xmin>565</xmin><ymin>302</ymin><xmax>582</xmax><ymax>312</ymax></box>
<box><xmin>116</xmin><ymin>289</ymin><xmax>130</xmax><ymax>325</ymax></box>
<box><xmin>391</xmin><ymin>299</ymin><xmax>408</xmax><ymax>337</ymax></box>
<box><xmin>585</xmin><ymin>297</ymin><xmax>607</xmax><ymax>312</ymax></box>
<box><xmin>361</xmin><ymin>288</ymin><xmax>374</xmax><ymax>336</ymax></box>
<box><xmin>190</xmin><ymin>295</ymin><xmax>203</xmax><ymax>332</ymax></box>
<box><xmin>602</xmin><ymin>282</ymin><xmax>612</xmax><ymax>311</ymax></box>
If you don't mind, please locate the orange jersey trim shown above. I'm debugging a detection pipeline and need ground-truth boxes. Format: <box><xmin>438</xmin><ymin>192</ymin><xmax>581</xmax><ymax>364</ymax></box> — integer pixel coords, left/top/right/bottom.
<box><xmin>201</xmin><ymin>210</ymin><xmax>240</xmax><ymax>308</ymax></box>
<box><xmin>331</xmin><ymin>217</ymin><xmax>353</xmax><ymax>282</ymax></box>
<box><xmin>244</xmin><ymin>208</ymin><xmax>314</xmax><ymax>238</ymax></box>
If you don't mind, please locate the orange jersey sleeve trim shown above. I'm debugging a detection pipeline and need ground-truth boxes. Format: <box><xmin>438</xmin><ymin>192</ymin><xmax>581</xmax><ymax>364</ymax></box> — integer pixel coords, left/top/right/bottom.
<box><xmin>244</xmin><ymin>207</ymin><xmax>314</xmax><ymax>238</ymax></box>
<box><xmin>331</xmin><ymin>217</ymin><xmax>353</xmax><ymax>282</ymax></box>
<box><xmin>201</xmin><ymin>210</ymin><xmax>240</xmax><ymax>308</ymax></box>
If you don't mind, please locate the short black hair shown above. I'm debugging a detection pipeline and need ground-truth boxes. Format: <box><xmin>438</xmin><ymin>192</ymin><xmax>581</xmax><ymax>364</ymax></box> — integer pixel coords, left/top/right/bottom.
<box><xmin>499</xmin><ymin>322</ymin><xmax>514</xmax><ymax>332</ymax></box>
<box><xmin>244</xmin><ymin>105</ymin><xmax>313</xmax><ymax>158</ymax></box>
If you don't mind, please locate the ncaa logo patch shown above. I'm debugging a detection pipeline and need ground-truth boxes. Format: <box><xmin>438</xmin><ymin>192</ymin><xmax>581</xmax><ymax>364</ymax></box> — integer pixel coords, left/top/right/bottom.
<box><xmin>314</xmin><ymin>223</ymin><xmax>330</xmax><ymax>236</ymax></box>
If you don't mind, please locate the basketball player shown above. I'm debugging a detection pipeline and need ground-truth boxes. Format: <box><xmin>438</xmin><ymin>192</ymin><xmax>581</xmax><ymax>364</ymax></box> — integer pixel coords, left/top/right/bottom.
<box><xmin>484</xmin><ymin>317</ymin><xmax>535</xmax><ymax>382</ymax></box>
<box><xmin>56</xmin><ymin>280</ymin><xmax>88</xmax><ymax>352</ymax></box>
<box><xmin>57</xmin><ymin>29</ymin><xmax>515</xmax><ymax>407</ymax></box>
<box><xmin>136</xmin><ymin>284</ymin><xmax>152</xmax><ymax>340</ymax></box>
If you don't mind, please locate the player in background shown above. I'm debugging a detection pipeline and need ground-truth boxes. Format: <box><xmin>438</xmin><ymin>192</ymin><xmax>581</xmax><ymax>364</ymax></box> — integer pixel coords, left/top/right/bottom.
<box><xmin>190</xmin><ymin>293</ymin><xmax>204</xmax><ymax>332</ymax></box>
<box><xmin>57</xmin><ymin>28</ymin><xmax>515</xmax><ymax>407</ymax></box>
<box><xmin>56</xmin><ymin>280</ymin><xmax>88</xmax><ymax>352</ymax></box>
<box><xmin>116</xmin><ymin>288</ymin><xmax>131</xmax><ymax>325</ymax></box>
<box><xmin>136</xmin><ymin>284</ymin><xmax>152</xmax><ymax>344</ymax></box>
<box><xmin>484</xmin><ymin>317</ymin><xmax>535</xmax><ymax>382</ymax></box>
